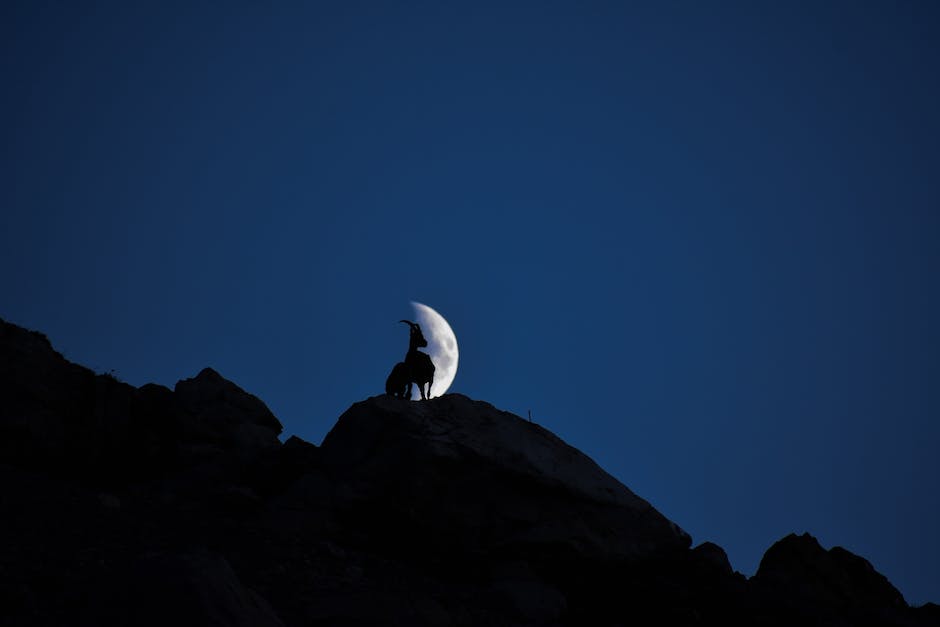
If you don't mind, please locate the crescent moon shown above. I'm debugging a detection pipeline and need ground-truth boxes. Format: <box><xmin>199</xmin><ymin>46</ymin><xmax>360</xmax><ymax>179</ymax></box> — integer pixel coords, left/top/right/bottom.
<box><xmin>411</xmin><ymin>301</ymin><xmax>459</xmax><ymax>399</ymax></box>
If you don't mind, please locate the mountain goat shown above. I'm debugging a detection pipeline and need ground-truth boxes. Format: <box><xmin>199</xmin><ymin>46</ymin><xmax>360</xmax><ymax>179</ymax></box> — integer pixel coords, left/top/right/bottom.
<box><xmin>399</xmin><ymin>320</ymin><xmax>435</xmax><ymax>400</ymax></box>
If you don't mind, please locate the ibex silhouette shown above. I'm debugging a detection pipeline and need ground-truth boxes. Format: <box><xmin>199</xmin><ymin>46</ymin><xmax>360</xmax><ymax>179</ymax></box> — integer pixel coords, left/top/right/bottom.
<box><xmin>384</xmin><ymin>320</ymin><xmax>435</xmax><ymax>400</ymax></box>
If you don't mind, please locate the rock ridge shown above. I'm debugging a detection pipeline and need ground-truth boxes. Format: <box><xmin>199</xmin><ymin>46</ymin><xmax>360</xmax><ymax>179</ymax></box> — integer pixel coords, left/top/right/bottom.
<box><xmin>1</xmin><ymin>316</ymin><xmax>936</xmax><ymax>627</ymax></box>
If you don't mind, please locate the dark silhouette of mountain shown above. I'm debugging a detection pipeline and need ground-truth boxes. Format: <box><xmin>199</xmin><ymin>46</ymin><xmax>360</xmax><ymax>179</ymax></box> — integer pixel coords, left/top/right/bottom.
<box><xmin>1</xmin><ymin>316</ymin><xmax>937</xmax><ymax>626</ymax></box>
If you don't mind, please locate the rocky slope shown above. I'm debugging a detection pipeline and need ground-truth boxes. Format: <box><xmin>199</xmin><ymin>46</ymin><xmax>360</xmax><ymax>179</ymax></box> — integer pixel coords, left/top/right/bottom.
<box><xmin>1</xmin><ymin>317</ymin><xmax>937</xmax><ymax>626</ymax></box>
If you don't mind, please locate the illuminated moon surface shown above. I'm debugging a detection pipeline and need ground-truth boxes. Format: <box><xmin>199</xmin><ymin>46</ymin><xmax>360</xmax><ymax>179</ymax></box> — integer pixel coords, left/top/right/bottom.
<box><xmin>411</xmin><ymin>301</ymin><xmax>459</xmax><ymax>399</ymax></box>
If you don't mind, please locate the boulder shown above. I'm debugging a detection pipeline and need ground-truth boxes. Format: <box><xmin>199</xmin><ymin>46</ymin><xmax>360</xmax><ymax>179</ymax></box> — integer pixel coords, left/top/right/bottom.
<box><xmin>693</xmin><ymin>541</ymin><xmax>734</xmax><ymax>576</ymax></box>
<box><xmin>175</xmin><ymin>367</ymin><xmax>282</xmax><ymax>449</ymax></box>
<box><xmin>753</xmin><ymin>532</ymin><xmax>907</xmax><ymax>611</ymax></box>
<box><xmin>319</xmin><ymin>393</ymin><xmax>691</xmax><ymax>563</ymax></box>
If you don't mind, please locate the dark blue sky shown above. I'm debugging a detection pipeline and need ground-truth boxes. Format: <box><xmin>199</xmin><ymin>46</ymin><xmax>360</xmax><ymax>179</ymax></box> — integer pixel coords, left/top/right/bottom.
<box><xmin>3</xmin><ymin>1</ymin><xmax>938</xmax><ymax>604</ymax></box>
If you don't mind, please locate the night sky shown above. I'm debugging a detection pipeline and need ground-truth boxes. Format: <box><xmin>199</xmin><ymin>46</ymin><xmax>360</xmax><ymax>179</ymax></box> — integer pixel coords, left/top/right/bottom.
<box><xmin>3</xmin><ymin>1</ymin><xmax>938</xmax><ymax>605</ymax></box>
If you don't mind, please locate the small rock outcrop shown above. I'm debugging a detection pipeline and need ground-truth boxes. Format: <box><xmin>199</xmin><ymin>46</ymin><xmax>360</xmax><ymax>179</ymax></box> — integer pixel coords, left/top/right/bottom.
<box><xmin>751</xmin><ymin>532</ymin><xmax>909</xmax><ymax>624</ymax></box>
<box><xmin>175</xmin><ymin>367</ymin><xmax>282</xmax><ymax>454</ymax></box>
<box><xmin>693</xmin><ymin>541</ymin><xmax>735</xmax><ymax>576</ymax></box>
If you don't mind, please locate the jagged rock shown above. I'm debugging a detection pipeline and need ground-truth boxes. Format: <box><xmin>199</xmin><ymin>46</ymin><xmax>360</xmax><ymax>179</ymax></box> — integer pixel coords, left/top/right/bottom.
<box><xmin>753</xmin><ymin>532</ymin><xmax>906</xmax><ymax>610</ymax></box>
<box><xmin>2</xmin><ymin>316</ymin><xmax>938</xmax><ymax>627</ymax></box>
<box><xmin>175</xmin><ymin>367</ymin><xmax>282</xmax><ymax>454</ymax></box>
<box><xmin>0</xmin><ymin>319</ymin><xmax>282</xmax><ymax>475</ymax></box>
<box><xmin>747</xmin><ymin>532</ymin><xmax>923</xmax><ymax>626</ymax></box>
<box><xmin>0</xmin><ymin>319</ymin><xmax>95</xmax><ymax>464</ymax></box>
<box><xmin>247</xmin><ymin>435</ymin><xmax>323</xmax><ymax>501</ymax></box>
<box><xmin>693</xmin><ymin>541</ymin><xmax>734</xmax><ymax>576</ymax></box>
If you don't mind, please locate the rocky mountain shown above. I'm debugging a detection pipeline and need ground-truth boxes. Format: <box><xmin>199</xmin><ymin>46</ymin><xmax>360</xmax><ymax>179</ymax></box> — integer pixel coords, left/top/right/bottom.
<box><xmin>1</xmin><ymin>317</ymin><xmax>937</xmax><ymax>626</ymax></box>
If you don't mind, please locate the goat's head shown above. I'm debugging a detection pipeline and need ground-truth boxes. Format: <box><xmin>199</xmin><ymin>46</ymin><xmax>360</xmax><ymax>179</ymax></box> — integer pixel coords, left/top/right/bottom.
<box><xmin>400</xmin><ymin>320</ymin><xmax>428</xmax><ymax>348</ymax></box>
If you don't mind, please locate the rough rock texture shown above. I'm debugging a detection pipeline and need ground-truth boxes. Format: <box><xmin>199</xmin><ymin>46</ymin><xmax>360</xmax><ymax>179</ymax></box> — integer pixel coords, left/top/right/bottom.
<box><xmin>319</xmin><ymin>394</ymin><xmax>690</xmax><ymax>562</ymax></box>
<box><xmin>1</xmin><ymin>316</ymin><xmax>937</xmax><ymax>627</ymax></box>
<box><xmin>693</xmin><ymin>541</ymin><xmax>735</xmax><ymax>576</ymax></box>
<box><xmin>117</xmin><ymin>550</ymin><xmax>286</xmax><ymax>627</ymax></box>
<box><xmin>175</xmin><ymin>367</ymin><xmax>282</xmax><ymax>454</ymax></box>
<box><xmin>750</xmin><ymin>532</ymin><xmax>910</xmax><ymax>625</ymax></box>
<box><xmin>0</xmin><ymin>319</ymin><xmax>282</xmax><ymax>485</ymax></box>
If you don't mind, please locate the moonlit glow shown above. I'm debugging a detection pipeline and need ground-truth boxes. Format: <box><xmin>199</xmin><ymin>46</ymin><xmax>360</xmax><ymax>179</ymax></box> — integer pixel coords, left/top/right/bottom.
<box><xmin>411</xmin><ymin>301</ymin><xmax>459</xmax><ymax>399</ymax></box>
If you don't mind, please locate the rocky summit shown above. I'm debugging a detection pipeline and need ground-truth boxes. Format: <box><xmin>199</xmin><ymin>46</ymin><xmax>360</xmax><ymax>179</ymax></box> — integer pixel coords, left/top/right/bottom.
<box><xmin>1</xmin><ymin>317</ymin><xmax>937</xmax><ymax>626</ymax></box>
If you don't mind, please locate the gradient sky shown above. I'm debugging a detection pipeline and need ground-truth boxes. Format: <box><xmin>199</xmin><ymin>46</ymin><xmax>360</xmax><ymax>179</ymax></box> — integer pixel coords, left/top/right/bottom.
<box><xmin>2</xmin><ymin>1</ymin><xmax>938</xmax><ymax>605</ymax></box>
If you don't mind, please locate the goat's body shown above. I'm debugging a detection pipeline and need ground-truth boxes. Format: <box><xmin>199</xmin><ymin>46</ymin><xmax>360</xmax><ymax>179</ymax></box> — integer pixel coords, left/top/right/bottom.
<box><xmin>386</xmin><ymin>319</ymin><xmax>436</xmax><ymax>401</ymax></box>
<box><xmin>385</xmin><ymin>362</ymin><xmax>412</xmax><ymax>399</ymax></box>
<box><xmin>405</xmin><ymin>350</ymin><xmax>435</xmax><ymax>400</ymax></box>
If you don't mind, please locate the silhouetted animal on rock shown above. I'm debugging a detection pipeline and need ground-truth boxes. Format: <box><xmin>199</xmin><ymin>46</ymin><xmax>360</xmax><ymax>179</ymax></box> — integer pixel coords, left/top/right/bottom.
<box><xmin>400</xmin><ymin>320</ymin><xmax>435</xmax><ymax>400</ymax></box>
<box><xmin>385</xmin><ymin>361</ymin><xmax>411</xmax><ymax>399</ymax></box>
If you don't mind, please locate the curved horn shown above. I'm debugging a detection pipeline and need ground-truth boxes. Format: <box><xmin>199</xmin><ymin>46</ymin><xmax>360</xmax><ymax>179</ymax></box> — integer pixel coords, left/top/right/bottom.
<box><xmin>399</xmin><ymin>319</ymin><xmax>416</xmax><ymax>327</ymax></box>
